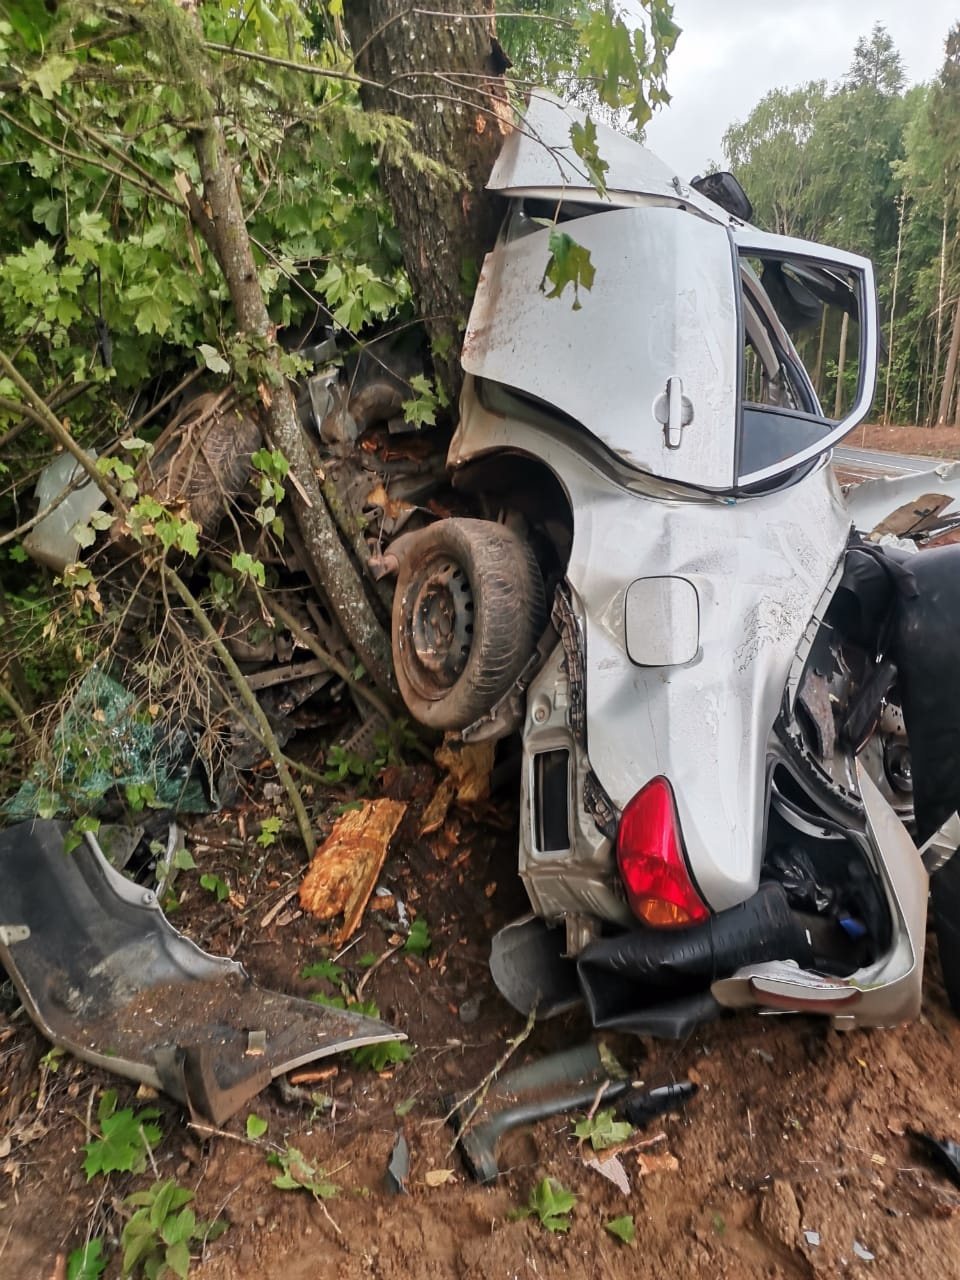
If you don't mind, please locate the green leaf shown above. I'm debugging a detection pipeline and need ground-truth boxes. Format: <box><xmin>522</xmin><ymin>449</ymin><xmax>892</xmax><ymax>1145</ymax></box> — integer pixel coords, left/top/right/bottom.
<box><xmin>246</xmin><ymin>1113</ymin><xmax>269</xmax><ymax>1140</ymax></box>
<box><xmin>270</xmin><ymin>1146</ymin><xmax>339</xmax><ymax>1199</ymax></box>
<box><xmin>525</xmin><ymin>1177</ymin><xmax>577</xmax><ymax>1233</ymax></box>
<box><xmin>71</xmin><ymin>521</ymin><xmax>96</xmax><ymax>549</ymax></box>
<box><xmin>198</xmin><ymin>343</ymin><xmax>230</xmax><ymax>375</ymax></box>
<box><xmin>572</xmin><ymin>1108</ymin><xmax>633</xmax><ymax>1152</ymax></box>
<box><xmin>605</xmin><ymin>1215</ymin><xmax>636</xmax><ymax>1245</ymax></box>
<box><xmin>540</xmin><ymin>230</ymin><xmax>596</xmax><ymax>310</ymax></box>
<box><xmin>28</xmin><ymin>54</ymin><xmax>76</xmax><ymax>100</ymax></box>
<box><xmin>404</xmin><ymin>917</ymin><xmax>431</xmax><ymax>955</ymax></box>
<box><xmin>82</xmin><ymin>1098</ymin><xmax>162</xmax><ymax>1179</ymax></box>
<box><xmin>301</xmin><ymin>959</ymin><xmax>344</xmax><ymax>983</ymax></box>
<box><xmin>66</xmin><ymin>1239</ymin><xmax>107</xmax><ymax>1280</ymax></box>
<box><xmin>199</xmin><ymin>873</ymin><xmax>230</xmax><ymax>902</ymax></box>
<box><xmin>173</xmin><ymin>846</ymin><xmax>197</xmax><ymax>871</ymax></box>
<box><xmin>164</xmin><ymin>1239</ymin><xmax>191</xmax><ymax>1280</ymax></box>
<box><xmin>570</xmin><ymin>117</ymin><xmax>609</xmax><ymax>196</ymax></box>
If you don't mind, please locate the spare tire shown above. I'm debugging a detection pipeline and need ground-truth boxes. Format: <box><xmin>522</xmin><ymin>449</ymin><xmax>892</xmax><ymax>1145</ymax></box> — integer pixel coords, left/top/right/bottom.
<box><xmin>392</xmin><ymin>518</ymin><xmax>545</xmax><ymax>731</ymax></box>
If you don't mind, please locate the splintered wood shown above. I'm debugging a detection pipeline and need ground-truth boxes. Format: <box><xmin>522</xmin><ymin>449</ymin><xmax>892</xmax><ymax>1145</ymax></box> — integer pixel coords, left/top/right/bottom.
<box><xmin>298</xmin><ymin>799</ymin><xmax>407</xmax><ymax>944</ymax></box>
<box><xmin>420</xmin><ymin>738</ymin><xmax>494</xmax><ymax>836</ymax></box>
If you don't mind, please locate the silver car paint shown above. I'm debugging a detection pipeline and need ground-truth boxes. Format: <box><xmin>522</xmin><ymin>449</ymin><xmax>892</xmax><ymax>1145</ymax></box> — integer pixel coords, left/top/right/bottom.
<box><xmin>452</xmin><ymin>390</ymin><xmax>852</xmax><ymax>911</ymax></box>
<box><xmin>462</xmin><ymin>205</ymin><xmax>740</xmax><ymax>491</ymax></box>
<box><xmin>459</xmin><ymin>95</ymin><xmax>931</xmax><ymax>1027</ymax></box>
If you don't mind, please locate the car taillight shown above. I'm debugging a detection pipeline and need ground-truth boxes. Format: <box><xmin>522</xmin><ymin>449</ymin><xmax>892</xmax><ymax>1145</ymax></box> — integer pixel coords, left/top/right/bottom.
<box><xmin>616</xmin><ymin>776</ymin><xmax>709</xmax><ymax>927</ymax></box>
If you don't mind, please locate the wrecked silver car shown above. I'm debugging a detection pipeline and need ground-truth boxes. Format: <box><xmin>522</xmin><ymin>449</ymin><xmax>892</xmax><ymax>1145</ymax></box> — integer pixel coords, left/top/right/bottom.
<box><xmin>385</xmin><ymin>95</ymin><xmax>960</xmax><ymax>1036</ymax></box>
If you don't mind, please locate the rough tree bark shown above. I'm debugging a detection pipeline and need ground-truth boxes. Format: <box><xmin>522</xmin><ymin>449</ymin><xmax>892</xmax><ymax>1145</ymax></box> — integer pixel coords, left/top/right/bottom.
<box><xmin>938</xmin><ymin>294</ymin><xmax>960</xmax><ymax>427</ymax></box>
<box><xmin>342</xmin><ymin>0</ymin><xmax>509</xmax><ymax>399</ymax></box>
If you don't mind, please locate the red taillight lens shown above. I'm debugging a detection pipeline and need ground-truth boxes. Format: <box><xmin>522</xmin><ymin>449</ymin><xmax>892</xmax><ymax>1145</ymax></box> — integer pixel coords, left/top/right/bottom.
<box><xmin>616</xmin><ymin>776</ymin><xmax>709</xmax><ymax>928</ymax></box>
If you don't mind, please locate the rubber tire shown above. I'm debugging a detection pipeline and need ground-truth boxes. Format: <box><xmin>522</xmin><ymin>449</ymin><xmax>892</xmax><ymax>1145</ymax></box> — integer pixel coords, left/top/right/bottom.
<box><xmin>392</xmin><ymin>518</ymin><xmax>545</xmax><ymax>731</ymax></box>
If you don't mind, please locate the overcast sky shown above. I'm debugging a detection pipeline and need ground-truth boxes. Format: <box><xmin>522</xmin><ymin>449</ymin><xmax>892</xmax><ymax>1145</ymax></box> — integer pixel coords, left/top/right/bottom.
<box><xmin>642</xmin><ymin>0</ymin><xmax>957</xmax><ymax>179</ymax></box>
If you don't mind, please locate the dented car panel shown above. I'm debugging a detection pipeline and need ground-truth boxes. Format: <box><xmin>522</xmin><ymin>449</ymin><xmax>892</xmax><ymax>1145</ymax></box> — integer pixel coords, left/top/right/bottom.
<box><xmin>462</xmin><ymin>205</ymin><xmax>740</xmax><ymax>491</ymax></box>
<box><xmin>454</xmin><ymin>389</ymin><xmax>852</xmax><ymax>913</ymax></box>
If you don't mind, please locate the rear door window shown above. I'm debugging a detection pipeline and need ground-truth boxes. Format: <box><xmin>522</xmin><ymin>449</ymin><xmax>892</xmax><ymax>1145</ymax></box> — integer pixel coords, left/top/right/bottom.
<box><xmin>734</xmin><ymin>232</ymin><xmax>876</xmax><ymax>488</ymax></box>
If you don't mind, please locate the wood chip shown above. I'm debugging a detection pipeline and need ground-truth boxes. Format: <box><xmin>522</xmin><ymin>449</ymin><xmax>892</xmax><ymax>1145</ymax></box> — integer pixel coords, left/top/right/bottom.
<box><xmin>289</xmin><ymin>1066</ymin><xmax>338</xmax><ymax>1086</ymax></box>
<box><xmin>637</xmin><ymin>1150</ymin><xmax>679</xmax><ymax>1177</ymax></box>
<box><xmin>435</xmin><ymin>738</ymin><xmax>494</xmax><ymax>806</ymax></box>
<box><xmin>299</xmin><ymin>799</ymin><xmax>407</xmax><ymax>944</ymax></box>
<box><xmin>424</xmin><ymin>1168</ymin><xmax>456</xmax><ymax>1187</ymax></box>
<box><xmin>420</xmin><ymin>776</ymin><xmax>456</xmax><ymax>836</ymax></box>
<box><xmin>260</xmin><ymin>889</ymin><xmax>298</xmax><ymax>929</ymax></box>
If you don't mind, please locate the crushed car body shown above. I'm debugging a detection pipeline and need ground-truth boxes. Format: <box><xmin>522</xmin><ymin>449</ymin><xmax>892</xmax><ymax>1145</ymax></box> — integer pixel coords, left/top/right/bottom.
<box><xmin>386</xmin><ymin>94</ymin><xmax>960</xmax><ymax>1035</ymax></box>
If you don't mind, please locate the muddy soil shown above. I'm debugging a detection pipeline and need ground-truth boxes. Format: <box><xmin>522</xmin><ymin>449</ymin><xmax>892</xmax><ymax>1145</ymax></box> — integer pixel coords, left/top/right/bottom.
<box><xmin>3</xmin><ymin>766</ymin><xmax>960</xmax><ymax>1280</ymax></box>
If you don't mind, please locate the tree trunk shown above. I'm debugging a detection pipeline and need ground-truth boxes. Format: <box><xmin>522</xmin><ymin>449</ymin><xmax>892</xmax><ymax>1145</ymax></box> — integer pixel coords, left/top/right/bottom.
<box><xmin>342</xmin><ymin>0</ymin><xmax>508</xmax><ymax>399</ymax></box>
<box><xmin>933</xmin><ymin>205</ymin><xmax>948</xmax><ymax>423</ymax></box>
<box><xmin>813</xmin><ymin>308</ymin><xmax>827</xmax><ymax>396</ymax></box>
<box><xmin>834</xmin><ymin>310</ymin><xmax>849</xmax><ymax>419</ymax></box>
<box><xmin>938</xmin><ymin>293</ymin><xmax>960</xmax><ymax>427</ymax></box>
<box><xmin>188</xmin><ymin>120</ymin><xmax>397</xmax><ymax>698</ymax></box>
<box><xmin>882</xmin><ymin>194</ymin><xmax>904</xmax><ymax>424</ymax></box>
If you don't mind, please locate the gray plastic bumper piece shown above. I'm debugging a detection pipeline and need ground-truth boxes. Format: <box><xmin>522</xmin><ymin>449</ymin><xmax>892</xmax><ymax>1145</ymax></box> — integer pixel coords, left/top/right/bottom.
<box><xmin>0</xmin><ymin>820</ymin><xmax>402</xmax><ymax>1124</ymax></box>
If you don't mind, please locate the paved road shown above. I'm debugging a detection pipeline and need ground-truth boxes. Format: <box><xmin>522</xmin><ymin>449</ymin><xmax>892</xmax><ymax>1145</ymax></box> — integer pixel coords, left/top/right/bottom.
<box><xmin>833</xmin><ymin>444</ymin><xmax>943</xmax><ymax>481</ymax></box>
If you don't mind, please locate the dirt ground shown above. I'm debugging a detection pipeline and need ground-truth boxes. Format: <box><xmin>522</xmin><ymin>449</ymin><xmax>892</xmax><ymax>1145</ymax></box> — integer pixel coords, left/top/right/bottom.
<box><xmin>4</xmin><ymin>762</ymin><xmax>960</xmax><ymax>1280</ymax></box>
<box><xmin>5</xmin><ymin>429</ymin><xmax>960</xmax><ymax>1280</ymax></box>
<box><xmin>850</xmin><ymin>421</ymin><xmax>960</xmax><ymax>458</ymax></box>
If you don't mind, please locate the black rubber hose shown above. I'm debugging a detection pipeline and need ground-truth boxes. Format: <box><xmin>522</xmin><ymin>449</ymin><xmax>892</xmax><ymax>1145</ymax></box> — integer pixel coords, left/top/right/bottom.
<box><xmin>577</xmin><ymin>882</ymin><xmax>813</xmax><ymax>988</ymax></box>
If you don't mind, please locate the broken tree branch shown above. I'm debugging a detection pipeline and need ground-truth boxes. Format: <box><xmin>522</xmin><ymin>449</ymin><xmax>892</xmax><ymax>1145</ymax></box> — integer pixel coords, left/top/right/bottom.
<box><xmin>161</xmin><ymin>564</ymin><xmax>316</xmax><ymax>858</ymax></box>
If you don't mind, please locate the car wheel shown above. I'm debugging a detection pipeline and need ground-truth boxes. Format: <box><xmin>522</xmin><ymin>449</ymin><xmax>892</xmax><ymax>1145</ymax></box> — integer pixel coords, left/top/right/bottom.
<box><xmin>391</xmin><ymin>518</ymin><xmax>545</xmax><ymax>730</ymax></box>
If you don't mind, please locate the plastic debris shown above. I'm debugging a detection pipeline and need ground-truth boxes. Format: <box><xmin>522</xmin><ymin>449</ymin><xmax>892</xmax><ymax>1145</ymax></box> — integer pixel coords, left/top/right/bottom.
<box><xmin>853</xmin><ymin>1240</ymin><xmax>875</xmax><ymax>1262</ymax></box>
<box><xmin>385</xmin><ymin>1133</ymin><xmax>410</xmax><ymax>1195</ymax></box>
<box><xmin>803</xmin><ymin>1229</ymin><xmax>821</xmax><ymax>1247</ymax></box>
<box><xmin>299</xmin><ymin>799</ymin><xmax>407</xmax><ymax>944</ymax></box>
<box><xmin>5</xmin><ymin>668</ymin><xmax>211</xmax><ymax>821</ymax></box>
<box><xmin>585</xmin><ymin>1154</ymin><xmax>630</xmax><ymax>1194</ymax></box>
<box><xmin>623</xmin><ymin>1081</ymin><xmax>698</xmax><ymax>1129</ymax></box>
<box><xmin>909</xmin><ymin>1130</ymin><xmax>960</xmax><ymax>1188</ymax></box>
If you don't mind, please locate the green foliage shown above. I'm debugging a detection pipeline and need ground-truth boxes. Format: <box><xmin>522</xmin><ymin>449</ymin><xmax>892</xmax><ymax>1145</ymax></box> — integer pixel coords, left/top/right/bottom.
<box><xmin>404</xmin><ymin>918</ymin><xmax>431</xmax><ymax>956</ymax></box>
<box><xmin>301</xmin><ymin>958</ymin><xmax>345</xmax><ymax>983</ymax></box>
<box><xmin>723</xmin><ymin>19</ymin><xmax>960</xmax><ymax>425</ymax></box>
<box><xmin>245</xmin><ymin>1113</ymin><xmax>269</xmax><ymax>1140</ymax></box>
<box><xmin>120</xmin><ymin>1179</ymin><xmax>227</xmax><ymax>1279</ymax></box>
<box><xmin>572</xmin><ymin>1108</ymin><xmax>633</xmax><ymax>1152</ymax></box>
<box><xmin>63</xmin><ymin>814</ymin><xmax>101</xmax><ymax>855</ymax></box>
<box><xmin>83</xmin><ymin>1090</ymin><xmax>162</xmax><ymax>1180</ymax></box>
<box><xmin>605</xmin><ymin>1215</ymin><xmax>636</xmax><ymax>1245</ymax></box>
<box><xmin>67</xmin><ymin>1239</ymin><xmax>108</xmax><ymax>1280</ymax></box>
<box><xmin>199</xmin><ymin>872</ymin><xmax>230</xmax><ymax>902</ymax></box>
<box><xmin>255</xmin><ymin>816</ymin><xmax>283</xmax><ymax>847</ymax></box>
<box><xmin>540</xmin><ymin>230</ymin><xmax>596</xmax><ymax>309</ymax></box>
<box><xmin>517</xmin><ymin>1177</ymin><xmax>577</xmax><ymax>1233</ymax></box>
<box><xmin>269</xmin><ymin>1146</ymin><xmax>339</xmax><ymax>1200</ymax></box>
<box><xmin>401</xmin><ymin>374</ymin><xmax>448</xmax><ymax>428</ymax></box>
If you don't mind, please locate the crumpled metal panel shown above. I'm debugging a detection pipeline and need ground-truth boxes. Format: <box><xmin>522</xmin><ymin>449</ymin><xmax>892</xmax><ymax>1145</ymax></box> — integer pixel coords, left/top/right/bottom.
<box><xmin>488</xmin><ymin>92</ymin><xmax>682</xmax><ymax>203</ymax></box>
<box><xmin>844</xmin><ymin>460</ymin><xmax>960</xmax><ymax>543</ymax></box>
<box><xmin>452</xmin><ymin>396</ymin><xmax>852</xmax><ymax>912</ymax></box>
<box><xmin>462</xmin><ymin>205</ymin><xmax>739</xmax><ymax>491</ymax></box>
<box><xmin>0</xmin><ymin>821</ymin><xmax>402</xmax><ymax>1124</ymax></box>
